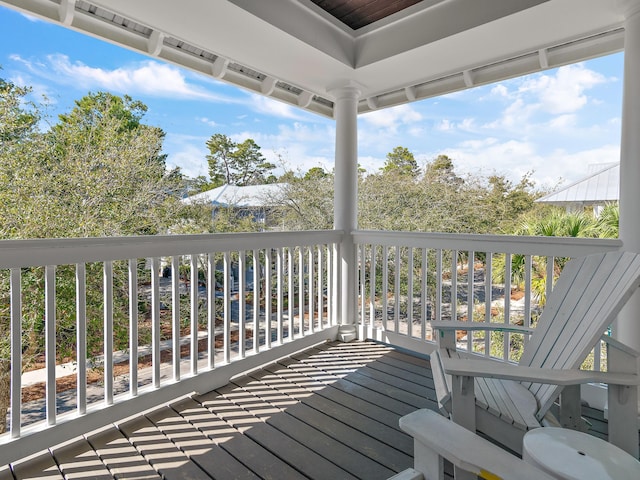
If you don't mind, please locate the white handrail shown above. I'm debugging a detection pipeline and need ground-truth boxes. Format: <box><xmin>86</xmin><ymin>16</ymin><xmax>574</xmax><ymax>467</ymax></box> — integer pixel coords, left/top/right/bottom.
<box><xmin>354</xmin><ymin>230</ymin><xmax>621</xmax><ymax>367</ymax></box>
<box><xmin>0</xmin><ymin>230</ymin><xmax>341</xmax><ymax>465</ymax></box>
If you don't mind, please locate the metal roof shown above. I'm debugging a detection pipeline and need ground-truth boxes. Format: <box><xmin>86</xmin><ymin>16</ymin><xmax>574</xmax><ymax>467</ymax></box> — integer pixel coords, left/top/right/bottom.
<box><xmin>183</xmin><ymin>183</ymin><xmax>287</xmax><ymax>208</ymax></box>
<box><xmin>536</xmin><ymin>163</ymin><xmax>619</xmax><ymax>206</ymax></box>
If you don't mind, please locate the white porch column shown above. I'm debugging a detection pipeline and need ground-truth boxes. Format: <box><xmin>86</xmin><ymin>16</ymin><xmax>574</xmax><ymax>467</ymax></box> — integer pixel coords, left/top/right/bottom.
<box><xmin>330</xmin><ymin>82</ymin><xmax>361</xmax><ymax>341</ymax></box>
<box><xmin>612</xmin><ymin>0</ymin><xmax>640</xmax><ymax>458</ymax></box>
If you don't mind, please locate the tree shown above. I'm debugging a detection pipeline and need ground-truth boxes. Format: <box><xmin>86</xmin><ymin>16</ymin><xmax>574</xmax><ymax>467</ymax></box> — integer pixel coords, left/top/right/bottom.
<box><xmin>206</xmin><ymin>133</ymin><xmax>275</xmax><ymax>187</ymax></box>
<box><xmin>0</xmin><ymin>91</ymin><xmax>184</xmax><ymax>239</ymax></box>
<box><xmin>424</xmin><ymin>154</ymin><xmax>463</xmax><ymax>185</ymax></box>
<box><xmin>274</xmin><ymin>167</ymin><xmax>334</xmax><ymax>230</ymax></box>
<box><xmin>380</xmin><ymin>146</ymin><xmax>420</xmax><ymax>177</ymax></box>
<box><xmin>0</xmin><ymin>77</ymin><xmax>47</xmax><ymax>433</ymax></box>
<box><xmin>0</xmin><ymin>87</ymin><xmax>188</xmax><ymax>432</ymax></box>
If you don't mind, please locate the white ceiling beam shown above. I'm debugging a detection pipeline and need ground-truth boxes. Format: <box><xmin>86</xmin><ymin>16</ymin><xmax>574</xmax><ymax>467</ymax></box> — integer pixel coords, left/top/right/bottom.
<box><xmin>211</xmin><ymin>57</ymin><xmax>229</xmax><ymax>79</ymax></box>
<box><xmin>462</xmin><ymin>70</ymin><xmax>474</xmax><ymax>87</ymax></box>
<box><xmin>261</xmin><ymin>76</ymin><xmax>277</xmax><ymax>95</ymax></box>
<box><xmin>147</xmin><ymin>30</ymin><xmax>164</xmax><ymax>56</ymax></box>
<box><xmin>366</xmin><ymin>96</ymin><xmax>379</xmax><ymax>110</ymax></box>
<box><xmin>538</xmin><ymin>48</ymin><xmax>549</xmax><ymax>69</ymax></box>
<box><xmin>297</xmin><ymin>91</ymin><xmax>313</xmax><ymax>108</ymax></box>
<box><xmin>58</xmin><ymin>0</ymin><xmax>75</xmax><ymax>26</ymax></box>
<box><xmin>404</xmin><ymin>86</ymin><xmax>417</xmax><ymax>102</ymax></box>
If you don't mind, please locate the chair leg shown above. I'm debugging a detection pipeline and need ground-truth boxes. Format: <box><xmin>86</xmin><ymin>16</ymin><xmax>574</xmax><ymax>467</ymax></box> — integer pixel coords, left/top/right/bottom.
<box><xmin>608</xmin><ymin>384</ymin><xmax>639</xmax><ymax>458</ymax></box>
<box><xmin>451</xmin><ymin>375</ymin><xmax>476</xmax><ymax>480</ymax></box>
<box><xmin>559</xmin><ymin>384</ymin><xmax>588</xmax><ymax>431</ymax></box>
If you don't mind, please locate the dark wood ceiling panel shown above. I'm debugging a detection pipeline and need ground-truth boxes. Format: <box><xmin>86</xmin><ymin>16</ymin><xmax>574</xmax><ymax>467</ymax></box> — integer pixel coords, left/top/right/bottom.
<box><xmin>310</xmin><ymin>0</ymin><xmax>424</xmax><ymax>30</ymax></box>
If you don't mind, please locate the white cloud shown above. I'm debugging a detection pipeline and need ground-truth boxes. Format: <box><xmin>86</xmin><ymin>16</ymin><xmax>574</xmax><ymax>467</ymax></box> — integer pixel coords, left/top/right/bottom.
<box><xmin>484</xmin><ymin>98</ymin><xmax>539</xmax><ymax>131</ymax></box>
<box><xmin>490</xmin><ymin>84</ymin><xmax>509</xmax><ymax>98</ymax></box>
<box><xmin>548</xmin><ymin>114</ymin><xmax>577</xmax><ymax>129</ymax></box>
<box><xmin>10</xmin><ymin>54</ymin><xmax>238</xmax><ymax>103</ymax></box>
<box><xmin>520</xmin><ymin>63</ymin><xmax>606</xmax><ymax>114</ymax></box>
<box><xmin>434</xmin><ymin>137</ymin><xmax>620</xmax><ymax>189</ymax></box>
<box><xmin>165</xmin><ymin>143</ymin><xmax>209</xmax><ymax>179</ymax></box>
<box><xmin>436</xmin><ymin>117</ymin><xmax>476</xmax><ymax>133</ymax></box>
<box><xmin>481</xmin><ymin>63</ymin><xmax>610</xmax><ymax>137</ymax></box>
<box><xmin>246</xmin><ymin>94</ymin><xmax>310</xmax><ymax>121</ymax></box>
<box><xmin>361</xmin><ymin>104</ymin><xmax>423</xmax><ymax>133</ymax></box>
<box><xmin>436</xmin><ymin>119</ymin><xmax>453</xmax><ymax>131</ymax></box>
<box><xmin>198</xmin><ymin>117</ymin><xmax>218</xmax><ymax>128</ymax></box>
<box><xmin>225</xmin><ymin>121</ymin><xmax>336</xmax><ymax>174</ymax></box>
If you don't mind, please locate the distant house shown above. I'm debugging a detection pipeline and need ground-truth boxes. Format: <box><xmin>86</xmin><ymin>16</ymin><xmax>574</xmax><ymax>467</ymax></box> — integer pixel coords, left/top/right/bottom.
<box><xmin>535</xmin><ymin>163</ymin><xmax>619</xmax><ymax>215</ymax></box>
<box><xmin>183</xmin><ymin>183</ymin><xmax>287</xmax><ymax>227</ymax></box>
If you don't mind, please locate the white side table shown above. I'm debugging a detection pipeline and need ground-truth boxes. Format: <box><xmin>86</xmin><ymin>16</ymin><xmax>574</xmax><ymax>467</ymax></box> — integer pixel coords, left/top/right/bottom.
<box><xmin>523</xmin><ymin>427</ymin><xmax>640</xmax><ymax>480</ymax></box>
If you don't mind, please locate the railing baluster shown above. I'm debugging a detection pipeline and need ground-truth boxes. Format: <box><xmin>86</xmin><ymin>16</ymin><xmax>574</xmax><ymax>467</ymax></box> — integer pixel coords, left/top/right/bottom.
<box><xmin>467</xmin><ymin>251</ymin><xmax>474</xmax><ymax>351</ymax></box>
<box><xmin>524</xmin><ymin>254</ymin><xmax>533</xmax><ymax>349</ymax></box>
<box><xmin>436</xmin><ymin>249</ymin><xmax>443</xmax><ymax>322</ymax></box>
<box><xmin>10</xmin><ymin>268</ymin><xmax>22</xmax><ymax>438</ymax></box>
<box><xmin>277</xmin><ymin>247</ymin><xmax>284</xmax><ymax>343</ymax></box>
<box><xmin>190</xmin><ymin>254</ymin><xmax>199</xmax><ymax>374</ymax></box>
<box><xmin>253</xmin><ymin>250</ymin><xmax>260</xmax><ymax>352</ymax></box>
<box><xmin>265</xmin><ymin>248</ymin><xmax>272</xmax><ymax>349</ymax></box>
<box><xmin>171</xmin><ymin>256</ymin><xmax>181</xmax><ymax>380</ymax></box>
<box><xmin>594</xmin><ymin>339</ymin><xmax>602</xmax><ymax>372</ymax></box>
<box><xmin>451</xmin><ymin>250</ymin><xmax>458</xmax><ymax>323</ymax></box>
<box><xmin>151</xmin><ymin>257</ymin><xmax>161</xmax><ymax>388</ymax></box>
<box><xmin>394</xmin><ymin>246</ymin><xmax>401</xmax><ymax>333</ymax></box>
<box><xmin>223</xmin><ymin>251</ymin><xmax>231</xmax><ymax>363</ymax></box>
<box><xmin>298</xmin><ymin>247</ymin><xmax>304</xmax><ymax>336</ymax></box>
<box><xmin>382</xmin><ymin>245</ymin><xmax>389</xmax><ymax>330</ymax></box>
<box><xmin>104</xmin><ymin>261</ymin><xmax>114</xmax><ymax>405</ymax></box>
<box><xmin>76</xmin><ymin>263</ymin><xmax>87</xmax><ymax>413</ymax></box>
<box><xmin>128</xmin><ymin>259</ymin><xmax>138</xmax><ymax>396</ymax></box>
<box><xmin>317</xmin><ymin>245</ymin><xmax>324</xmax><ymax>330</ymax></box>
<box><xmin>287</xmin><ymin>247</ymin><xmax>294</xmax><ymax>340</ymax></box>
<box><xmin>45</xmin><ymin>265</ymin><xmax>56</xmax><ymax>426</ymax></box>
<box><xmin>421</xmin><ymin>248</ymin><xmax>427</xmax><ymax>340</ymax></box>
<box><xmin>369</xmin><ymin>245</ymin><xmax>377</xmax><ymax>330</ymax></box>
<box><xmin>330</xmin><ymin>242</ymin><xmax>338</xmax><ymax>326</ymax></box>
<box><xmin>546</xmin><ymin>256</ymin><xmax>554</xmax><ymax>302</ymax></box>
<box><xmin>407</xmin><ymin>247</ymin><xmax>414</xmax><ymax>338</ymax></box>
<box><xmin>503</xmin><ymin>253</ymin><xmax>512</xmax><ymax>362</ymax></box>
<box><xmin>238</xmin><ymin>250</ymin><xmax>246</xmax><ymax>358</ymax></box>
<box><xmin>207</xmin><ymin>253</ymin><xmax>216</xmax><ymax>367</ymax></box>
<box><xmin>485</xmin><ymin>253</ymin><xmax>493</xmax><ymax>357</ymax></box>
<box><xmin>308</xmin><ymin>246</ymin><xmax>315</xmax><ymax>335</ymax></box>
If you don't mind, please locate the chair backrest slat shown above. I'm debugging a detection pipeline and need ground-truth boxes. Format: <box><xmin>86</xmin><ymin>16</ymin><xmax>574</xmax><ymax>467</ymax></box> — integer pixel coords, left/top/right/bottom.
<box><xmin>518</xmin><ymin>251</ymin><xmax>640</xmax><ymax>418</ymax></box>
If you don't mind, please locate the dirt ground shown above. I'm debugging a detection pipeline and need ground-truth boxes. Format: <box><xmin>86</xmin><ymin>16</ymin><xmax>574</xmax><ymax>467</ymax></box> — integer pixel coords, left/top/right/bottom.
<box><xmin>21</xmin><ymin>331</ymin><xmax>247</xmax><ymax>403</ymax></box>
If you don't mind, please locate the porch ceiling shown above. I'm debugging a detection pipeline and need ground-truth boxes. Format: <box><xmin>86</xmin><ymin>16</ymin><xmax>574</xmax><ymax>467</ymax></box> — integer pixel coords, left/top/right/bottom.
<box><xmin>1</xmin><ymin>0</ymin><xmax>627</xmax><ymax>117</ymax></box>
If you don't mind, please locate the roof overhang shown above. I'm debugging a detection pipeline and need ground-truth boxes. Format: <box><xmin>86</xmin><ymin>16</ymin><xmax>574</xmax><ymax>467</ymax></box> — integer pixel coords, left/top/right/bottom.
<box><xmin>0</xmin><ymin>0</ymin><xmax>628</xmax><ymax>118</ymax></box>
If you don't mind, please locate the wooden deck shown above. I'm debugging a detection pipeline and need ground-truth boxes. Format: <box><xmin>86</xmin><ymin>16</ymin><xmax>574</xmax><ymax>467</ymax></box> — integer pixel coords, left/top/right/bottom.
<box><xmin>4</xmin><ymin>341</ymin><xmax>437</xmax><ymax>480</ymax></box>
<box><xmin>1</xmin><ymin>341</ymin><xmax>628</xmax><ymax>480</ymax></box>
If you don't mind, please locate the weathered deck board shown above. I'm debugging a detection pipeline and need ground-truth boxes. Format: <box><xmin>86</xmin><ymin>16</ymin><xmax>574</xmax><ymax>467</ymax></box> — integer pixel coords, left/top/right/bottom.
<box><xmin>86</xmin><ymin>428</ymin><xmax>162</xmax><ymax>480</ymax></box>
<box><xmin>52</xmin><ymin>439</ymin><xmax>115</xmax><ymax>480</ymax></box>
<box><xmin>118</xmin><ymin>415</ymin><xmax>212</xmax><ymax>480</ymax></box>
<box><xmin>11</xmin><ymin>452</ymin><xmax>63</xmax><ymax>480</ymax></box>
<box><xmin>3</xmin><ymin>340</ymin><xmax>633</xmax><ymax>480</ymax></box>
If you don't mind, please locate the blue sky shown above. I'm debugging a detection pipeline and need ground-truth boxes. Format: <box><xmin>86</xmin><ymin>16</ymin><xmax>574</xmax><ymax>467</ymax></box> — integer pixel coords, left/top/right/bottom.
<box><xmin>0</xmin><ymin>6</ymin><xmax>625</xmax><ymax>189</ymax></box>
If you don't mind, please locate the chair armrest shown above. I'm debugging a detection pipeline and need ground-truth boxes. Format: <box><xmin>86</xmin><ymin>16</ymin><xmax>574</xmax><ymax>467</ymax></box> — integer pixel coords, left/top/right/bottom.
<box><xmin>440</xmin><ymin>357</ymin><xmax>640</xmax><ymax>386</ymax></box>
<box><xmin>431</xmin><ymin>320</ymin><xmax>533</xmax><ymax>334</ymax></box>
<box><xmin>399</xmin><ymin>409</ymin><xmax>555</xmax><ymax>480</ymax></box>
<box><xmin>600</xmin><ymin>334</ymin><xmax>640</xmax><ymax>358</ymax></box>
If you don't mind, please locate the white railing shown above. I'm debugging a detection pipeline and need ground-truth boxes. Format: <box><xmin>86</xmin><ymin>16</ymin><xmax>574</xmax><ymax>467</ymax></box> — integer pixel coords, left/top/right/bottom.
<box><xmin>0</xmin><ymin>230</ymin><xmax>342</xmax><ymax>465</ymax></box>
<box><xmin>0</xmin><ymin>228</ymin><xmax>624</xmax><ymax>464</ymax></box>
<box><xmin>354</xmin><ymin>230</ymin><xmax>622</xmax><ymax>369</ymax></box>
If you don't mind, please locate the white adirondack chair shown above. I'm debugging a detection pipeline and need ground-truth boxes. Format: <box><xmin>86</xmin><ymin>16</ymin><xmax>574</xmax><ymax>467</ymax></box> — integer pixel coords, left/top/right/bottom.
<box><xmin>430</xmin><ymin>251</ymin><xmax>640</xmax><ymax>465</ymax></box>
<box><xmin>392</xmin><ymin>409</ymin><xmax>555</xmax><ymax>480</ymax></box>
